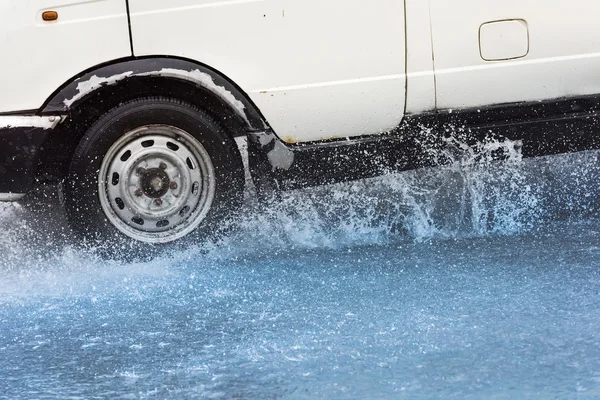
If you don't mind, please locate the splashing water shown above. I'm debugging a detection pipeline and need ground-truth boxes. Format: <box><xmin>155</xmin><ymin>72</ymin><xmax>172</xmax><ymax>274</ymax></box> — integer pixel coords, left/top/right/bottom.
<box><xmin>211</xmin><ymin>135</ymin><xmax>595</xmax><ymax>258</ymax></box>
<box><xmin>0</xmin><ymin>133</ymin><xmax>598</xmax><ymax>264</ymax></box>
<box><xmin>0</xmin><ymin>136</ymin><xmax>599</xmax><ymax>399</ymax></box>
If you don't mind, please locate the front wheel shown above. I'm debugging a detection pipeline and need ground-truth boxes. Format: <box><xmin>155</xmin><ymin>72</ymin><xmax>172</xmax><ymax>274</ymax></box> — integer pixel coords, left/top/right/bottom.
<box><xmin>65</xmin><ymin>97</ymin><xmax>244</xmax><ymax>251</ymax></box>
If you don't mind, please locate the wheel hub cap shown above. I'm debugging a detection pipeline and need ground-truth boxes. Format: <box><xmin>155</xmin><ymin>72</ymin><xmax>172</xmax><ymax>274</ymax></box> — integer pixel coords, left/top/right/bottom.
<box><xmin>98</xmin><ymin>125</ymin><xmax>216</xmax><ymax>244</ymax></box>
<box><xmin>140</xmin><ymin>168</ymin><xmax>171</xmax><ymax>198</ymax></box>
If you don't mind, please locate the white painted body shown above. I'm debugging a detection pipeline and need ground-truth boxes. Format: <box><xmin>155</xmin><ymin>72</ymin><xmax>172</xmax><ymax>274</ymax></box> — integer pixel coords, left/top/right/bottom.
<box><xmin>0</xmin><ymin>0</ymin><xmax>130</xmax><ymax>113</ymax></box>
<box><xmin>2</xmin><ymin>1</ymin><xmax>600</xmax><ymax>143</ymax></box>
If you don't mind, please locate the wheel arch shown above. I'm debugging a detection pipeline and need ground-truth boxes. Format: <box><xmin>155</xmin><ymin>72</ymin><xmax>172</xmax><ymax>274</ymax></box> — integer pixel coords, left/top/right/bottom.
<box><xmin>35</xmin><ymin>56</ymin><xmax>272</xmax><ymax>184</ymax></box>
<box><xmin>41</xmin><ymin>56</ymin><xmax>268</xmax><ymax>131</ymax></box>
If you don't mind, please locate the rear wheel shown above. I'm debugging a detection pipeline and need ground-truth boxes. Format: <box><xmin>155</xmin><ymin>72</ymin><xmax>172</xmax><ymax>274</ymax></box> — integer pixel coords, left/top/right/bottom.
<box><xmin>65</xmin><ymin>97</ymin><xmax>244</xmax><ymax>253</ymax></box>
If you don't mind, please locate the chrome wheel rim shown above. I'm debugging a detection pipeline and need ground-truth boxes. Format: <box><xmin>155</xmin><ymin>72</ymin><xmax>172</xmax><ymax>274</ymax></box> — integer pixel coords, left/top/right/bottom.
<box><xmin>98</xmin><ymin>125</ymin><xmax>215</xmax><ymax>244</ymax></box>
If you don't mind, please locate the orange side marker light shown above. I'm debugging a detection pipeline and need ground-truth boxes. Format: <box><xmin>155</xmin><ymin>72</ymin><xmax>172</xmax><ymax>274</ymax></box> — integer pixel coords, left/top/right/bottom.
<box><xmin>42</xmin><ymin>11</ymin><xmax>59</xmax><ymax>21</ymax></box>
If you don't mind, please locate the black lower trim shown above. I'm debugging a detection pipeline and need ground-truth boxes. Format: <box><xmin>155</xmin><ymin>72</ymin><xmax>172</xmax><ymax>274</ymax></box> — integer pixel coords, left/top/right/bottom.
<box><xmin>248</xmin><ymin>131</ymin><xmax>412</xmax><ymax>191</ymax></box>
<box><xmin>0</xmin><ymin>109</ymin><xmax>38</xmax><ymax>117</ymax></box>
<box><xmin>408</xmin><ymin>95</ymin><xmax>600</xmax><ymax>158</ymax></box>
<box><xmin>0</xmin><ymin>127</ymin><xmax>51</xmax><ymax>193</ymax></box>
<box><xmin>249</xmin><ymin>95</ymin><xmax>600</xmax><ymax>190</ymax></box>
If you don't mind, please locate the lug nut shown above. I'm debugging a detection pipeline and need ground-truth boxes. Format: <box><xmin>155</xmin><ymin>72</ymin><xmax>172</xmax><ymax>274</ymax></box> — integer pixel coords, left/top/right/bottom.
<box><xmin>159</xmin><ymin>162</ymin><xmax>168</xmax><ymax>170</ymax></box>
<box><xmin>154</xmin><ymin>198</ymin><xmax>163</xmax><ymax>206</ymax></box>
<box><xmin>169</xmin><ymin>181</ymin><xmax>178</xmax><ymax>190</ymax></box>
<box><xmin>134</xmin><ymin>188</ymin><xmax>143</xmax><ymax>197</ymax></box>
<box><xmin>136</xmin><ymin>167</ymin><xmax>146</xmax><ymax>176</ymax></box>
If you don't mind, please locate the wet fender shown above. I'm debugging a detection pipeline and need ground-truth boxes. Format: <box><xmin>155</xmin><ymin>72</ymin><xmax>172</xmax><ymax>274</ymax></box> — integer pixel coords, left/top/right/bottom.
<box><xmin>41</xmin><ymin>57</ymin><xmax>268</xmax><ymax>132</ymax></box>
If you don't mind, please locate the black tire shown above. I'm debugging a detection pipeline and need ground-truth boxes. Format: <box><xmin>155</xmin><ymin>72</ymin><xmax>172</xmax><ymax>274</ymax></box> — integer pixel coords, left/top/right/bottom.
<box><xmin>64</xmin><ymin>97</ymin><xmax>244</xmax><ymax>258</ymax></box>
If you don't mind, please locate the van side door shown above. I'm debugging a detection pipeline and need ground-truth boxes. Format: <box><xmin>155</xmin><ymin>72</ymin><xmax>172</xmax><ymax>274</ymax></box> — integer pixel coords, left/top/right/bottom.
<box><xmin>429</xmin><ymin>0</ymin><xmax>600</xmax><ymax>110</ymax></box>
<box><xmin>128</xmin><ymin>0</ymin><xmax>407</xmax><ymax>143</ymax></box>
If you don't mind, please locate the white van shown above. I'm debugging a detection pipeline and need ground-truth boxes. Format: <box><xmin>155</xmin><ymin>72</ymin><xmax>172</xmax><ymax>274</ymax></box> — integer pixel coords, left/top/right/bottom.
<box><xmin>1</xmin><ymin>1</ymin><xmax>599</xmax><ymax>246</ymax></box>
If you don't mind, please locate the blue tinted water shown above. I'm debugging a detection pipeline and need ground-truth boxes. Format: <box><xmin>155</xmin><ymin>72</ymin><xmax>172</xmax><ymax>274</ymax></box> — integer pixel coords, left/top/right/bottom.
<box><xmin>0</xmin><ymin>147</ymin><xmax>598</xmax><ymax>399</ymax></box>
